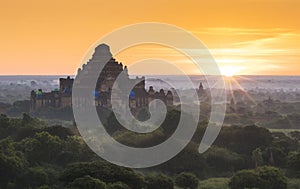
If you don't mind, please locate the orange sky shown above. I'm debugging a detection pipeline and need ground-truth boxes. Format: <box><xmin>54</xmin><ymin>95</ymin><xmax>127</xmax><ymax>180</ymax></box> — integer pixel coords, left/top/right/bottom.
<box><xmin>0</xmin><ymin>0</ymin><xmax>300</xmax><ymax>75</ymax></box>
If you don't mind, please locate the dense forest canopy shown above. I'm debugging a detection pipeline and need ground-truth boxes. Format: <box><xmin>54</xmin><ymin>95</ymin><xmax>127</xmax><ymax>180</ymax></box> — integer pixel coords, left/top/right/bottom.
<box><xmin>0</xmin><ymin>112</ymin><xmax>299</xmax><ymax>189</ymax></box>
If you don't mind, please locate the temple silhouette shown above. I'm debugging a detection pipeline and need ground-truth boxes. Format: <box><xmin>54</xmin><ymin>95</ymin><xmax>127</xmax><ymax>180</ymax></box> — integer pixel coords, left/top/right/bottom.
<box><xmin>30</xmin><ymin>44</ymin><xmax>174</xmax><ymax>111</ymax></box>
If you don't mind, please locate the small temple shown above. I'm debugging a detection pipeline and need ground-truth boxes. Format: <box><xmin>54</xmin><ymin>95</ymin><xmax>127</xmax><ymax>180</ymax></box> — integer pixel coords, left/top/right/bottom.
<box><xmin>30</xmin><ymin>44</ymin><xmax>174</xmax><ymax>111</ymax></box>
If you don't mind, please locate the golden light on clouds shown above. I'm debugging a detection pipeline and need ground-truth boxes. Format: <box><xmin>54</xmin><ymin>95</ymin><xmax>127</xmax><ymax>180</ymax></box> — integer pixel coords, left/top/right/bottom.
<box><xmin>0</xmin><ymin>0</ymin><xmax>300</xmax><ymax>75</ymax></box>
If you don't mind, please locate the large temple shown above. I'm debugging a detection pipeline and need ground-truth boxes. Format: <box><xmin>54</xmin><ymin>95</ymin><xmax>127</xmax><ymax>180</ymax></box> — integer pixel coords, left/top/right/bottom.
<box><xmin>30</xmin><ymin>44</ymin><xmax>174</xmax><ymax>111</ymax></box>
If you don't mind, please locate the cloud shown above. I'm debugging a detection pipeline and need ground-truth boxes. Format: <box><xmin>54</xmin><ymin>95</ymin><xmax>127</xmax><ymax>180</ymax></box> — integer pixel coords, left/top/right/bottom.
<box><xmin>193</xmin><ymin>28</ymin><xmax>300</xmax><ymax>75</ymax></box>
<box><xmin>115</xmin><ymin>28</ymin><xmax>300</xmax><ymax>75</ymax></box>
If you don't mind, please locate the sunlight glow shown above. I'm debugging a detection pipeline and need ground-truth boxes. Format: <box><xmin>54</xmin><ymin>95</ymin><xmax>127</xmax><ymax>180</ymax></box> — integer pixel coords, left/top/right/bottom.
<box><xmin>219</xmin><ymin>65</ymin><xmax>244</xmax><ymax>77</ymax></box>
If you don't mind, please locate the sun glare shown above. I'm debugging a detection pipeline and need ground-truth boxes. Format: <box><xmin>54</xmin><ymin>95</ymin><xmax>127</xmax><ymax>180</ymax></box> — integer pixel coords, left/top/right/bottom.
<box><xmin>220</xmin><ymin>66</ymin><xmax>244</xmax><ymax>77</ymax></box>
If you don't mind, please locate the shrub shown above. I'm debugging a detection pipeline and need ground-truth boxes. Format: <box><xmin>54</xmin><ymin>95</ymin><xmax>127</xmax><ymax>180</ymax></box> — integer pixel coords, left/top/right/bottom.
<box><xmin>145</xmin><ymin>173</ymin><xmax>173</xmax><ymax>189</ymax></box>
<box><xmin>198</xmin><ymin>178</ymin><xmax>230</xmax><ymax>189</ymax></box>
<box><xmin>229</xmin><ymin>170</ymin><xmax>261</xmax><ymax>189</ymax></box>
<box><xmin>287</xmin><ymin>179</ymin><xmax>300</xmax><ymax>189</ymax></box>
<box><xmin>229</xmin><ymin>166</ymin><xmax>288</xmax><ymax>189</ymax></box>
<box><xmin>175</xmin><ymin>172</ymin><xmax>198</xmax><ymax>189</ymax></box>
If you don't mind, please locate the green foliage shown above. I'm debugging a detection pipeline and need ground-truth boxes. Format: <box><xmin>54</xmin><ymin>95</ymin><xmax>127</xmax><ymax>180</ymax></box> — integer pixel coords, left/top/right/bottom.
<box><xmin>287</xmin><ymin>179</ymin><xmax>300</xmax><ymax>189</ymax></box>
<box><xmin>60</xmin><ymin>161</ymin><xmax>144</xmax><ymax>189</ymax></box>
<box><xmin>31</xmin><ymin>106</ymin><xmax>74</xmax><ymax>121</ymax></box>
<box><xmin>229</xmin><ymin>166</ymin><xmax>287</xmax><ymax>189</ymax></box>
<box><xmin>287</xmin><ymin>113</ymin><xmax>300</xmax><ymax>129</ymax></box>
<box><xmin>136</xmin><ymin>107</ymin><xmax>150</xmax><ymax>121</ymax></box>
<box><xmin>203</xmin><ymin>146</ymin><xmax>245</xmax><ymax>176</ymax></box>
<box><xmin>21</xmin><ymin>166</ymin><xmax>49</xmax><ymax>188</ymax></box>
<box><xmin>287</xmin><ymin>151</ymin><xmax>300</xmax><ymax>178</ymax></box>
<box><xmin>158</xmin><ymin>142</ymin><xmax>207</xmax><ymax>178</ymax></box>
<box><xmin>0</xmin><ymin>114</ymin><xmax>9</xmax><ymax>128</ymax></box>
<box><xmin>161</xmin><ymin>109</ymin><xmax>180</xmax><ymax>136</ymax></box>
<box><xmin>20</xmin><ymin>131</ymin><xmax>62</xmax><ymax>164</ymax></box>
<box><xmin>145</xmin><ymin>173</ymin><xmax>174</xmax><ymax>189</ymax></box>
<box><xmin>272</xmin><ymin>132</ymin><xmax>299</xmax><ymax>154</ymax></box>
<box><xmin>290</xmin><ymin>131</ymin><xmax>300</xmax><ymax>142</ymax></box>
<box><xmin>107</xmin><ymin>182</ymin><xmax>130</xmax><ymax>189</ymax></box>
<box><xmin>0</xmin><ymin>113</ymin><xmax>299</xmax><ymax>188</ymax></box>
<box><xmin>67</xmin><ymin>175</ymin><xmax>106</xmax><ymax>189</ymax></box>
<box><xmin>104</xmin><ymin>111</ymin><xmax>123</xmax><ymax>134</ymax></box>
<box><xmin>262</xmin><ymin>147</ymin><xmax>287</xmax><ymax>167</ymax></box>
<box><xmin>229</xmin><ymin>169</ymin><xmax>261</xmax><ymax>189</ymax></box>
<box><xmin>264</xmin><ymin>116</ymin><xmax>293</xmax><ymax>129</ymax></box>
<box><xmin>57</xmin><ymin>135</ymin><xmax>95</xmax><ymax>165</ymax></box>
<box><xmin>215</xmin><ymin>125</ymin><xmax>273</xmax><ymax>155</ymax></box>
<box><xmin>198</xmin><ymin>178</ymin><xmax>230</xmax><ymax>189</ymax></box>
<box><xmin>175</xmin><ymin>172</ymin><xmax>198</xmax><ymax>189</ymax></box>
<box><xmin>6</xmin><ymin>100</ymin><xmax>30</xmax><ymax>117</ymax></box>
<box><xmin>43</xmin><ymin>125</ymin><xmax>74</xmax><ymax>140</ymax></box>
<box><xmin>114</xmin><ymin>128</ymin><xmax>165</xmax><ymax>148</ymax></box>
<box><xmin>258</xmin><ymin>166</ymin><xmax>287</xmax><ymax>189</ymax></box>
<box><xmin>0</xmin><ymin>138</ymin><xmax>27</xmax><ymax>188</ymax></box>
<box><xmin>252</xmin><ymin>148</ymin><xmax>263</xmax><ymax>168</ymax></box>
<box><xmin>37</xmin><ymin>185</ymin><xmax>52</xmax><ymax>189</ymax></box>
<box><xmin>0</xmin><ymin>113</ymin><xmax>46</xmax><ymax>140</ymax></box>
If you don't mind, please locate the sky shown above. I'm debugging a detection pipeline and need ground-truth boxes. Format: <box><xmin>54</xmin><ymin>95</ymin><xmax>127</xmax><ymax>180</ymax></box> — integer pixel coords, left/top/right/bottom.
<box><xmin>0</xmin><ymin>0</ymin><xmax>300</xmax><ymax>75</ymax></box>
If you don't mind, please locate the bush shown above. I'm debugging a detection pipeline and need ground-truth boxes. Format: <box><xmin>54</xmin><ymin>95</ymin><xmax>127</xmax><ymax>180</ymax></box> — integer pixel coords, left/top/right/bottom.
<box><xmin>198</xmin><ymin>178</ymin><xmax>230</xmax><ymax>189</ymax></box>
<box><xmin>287</xmin><ymin>151</ymin><xmax>300</xmax><ymax>178</ymax></box>
<box><xmin>175</xmin><ymin>172</ymin><xmax>198</xmax><ymax>189</ymax></box>
<box><xmin>60</xmin><ymin>161</ymin><xmax>144</xmax><ymax>189</ymax></box>
<box><xmin>67</xmin><ymin>175</ymin><xmax>106</xmax><ymax>189</ymax></box>
<box><xmin>288</xmin><ymin>179</ymin><xmax>300</xmax><ymax>189</ymax></box>
<box><xmin>258</xmin><ymin>166</ymin><xmax>287</xmax><ymax>189</ymax></box>
<box><xmin>229</xmin><ymin>166</ymin><xmax>287</xmax><ymax>189</ymax></box>
<box><xmin>37</xmin><ymin>185</ymin><xmax>52</xmax><ymax>189</ymax></box>
<box><xmin>145</xmin><ymin>173</ymin><xmax>173</xmax><ymax>189</ymax></box>
<box><xmin>107</xmin><ymin>182</ymin><xmax>130</xmax><ymax>189</ymax></box>
<box><xmin>203</xmin><ymin>146</ymin><xmax>245</xmax><ymax>175</ymax></box>
<box><xmin>229</xmin><ymin>169</ymin><xmax>261</xmax><ymax>189</ymax></box>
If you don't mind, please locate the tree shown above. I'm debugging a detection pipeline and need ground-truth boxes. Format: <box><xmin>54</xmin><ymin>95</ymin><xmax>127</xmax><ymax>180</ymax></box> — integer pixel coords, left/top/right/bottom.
<box><xmin>107</xmin><ymin>182</ymin><xmax>130</xmax><ymax>189</ymax></box>
<box><xmin>229</xmin><ymin>166</ymin><xmax>287</xmax><ymax>189</ymax></box>
<box><xmin>104</xmin><ymin>112</ymin><xmax>124</xmax><ymax>134</ymax></box>
<box><xmin>136</xmin><ymin>107</ymin><xmax>150</xmax><ymax>121</ymax></box>
<box><xmin>37</xmin><ymin>185</ymin><xmax>52</xmax><ymax>189</ymax></box>
<box><xmin>67</xmin><ymin>175</ymin><xmax>106</xmax><ymax>189</ymax></box>
<box><xmin>215</xmin><ymin>125</ymin><xmax>273</xmax><ymax>155</ymax></box>
<box><xmin>272</xmin><ymin>132</ymin><xmax>299</xmax><ymax>154</ymax></box>
<box><xmin>0</xmin><ymin>138</ymin><xmax>27</xmax><ymax>189</ymax></box>
<box><xmin>258</xmin><ymin>166</ymin><xmax>287</xmax><ymax>189</ymax></box>
<box><xmin>229</xmin><ymin>170</ymin><xmax>261</xmax><ymax>189</ymax></box>
<box><xmin>0</xmin><ymin>114</ymin><xmax>10</xmax><ymax>139</ymax></box>
<box><xmin>198</xmin><ymin>178</ymin><xmax>229</xmax><ymax>189</ymax></box>
<box><xmin>262</xmin><ymin>146</ymin><xmax>287</xmax><ymax>167</ymax></box>
<box><xmin>20</xmin><ymin>166</ymin><xmax>49</xmax><ymax>188</ymax></box>
<box><xmin>21</xmin><ymin>113</ymin><xmax>46</xmax><ymax>128</ymax></box>
<box><xmin>145</xmin><ymin>173</ymin><xmax>174</xmax><ymax>189</ymax></box>
<box><xmin>161</xmin><ymin>110</ymin><xmax>180</xmax><ymax>136</ymax></box>
<box><xmin>20</xmin><ymin>132</ymin><xmax>62</xmax><ymax>163</ymax></box>
<box><xmin>287</xmin><ymin>151</ymin><xmax>300</xmax><ymax>178</ymax></box>
<box><xmin>203</xmin><ymin>146</ymin><xmax>245</xmax><ymax>174</ymax></box>
<box><xmin>0</xmin><ymin>114</ymin><xmax>9</xmax><ymax>129</ymax></box>
<box><xmin>43</xmin><ymin>125</ymin><xmax>73</xmax><ymax>140</ymax></box>
<box><xmin>60</xmin><ymin>161</ymin><xmax>144</xmax><ymax>189</ymax></box>
<box><xmin>290</xmin><ymin>131</ymin><xmax>300</xmax><ymax>142</ymax></box>
<box><xmin>57</xmin><ymin>135</ymin><xmax>96</xmax><ymax>165</ymax></box>
<box><xmin>158</xmin><ymin>142</ymin><xmax>207</xmax><ymax>178</ymax></box>
<box><xmin>175</xmin><ymin>172</ymin><xmax>198</xmax><ymax>189</ymax></box>
<box><xmin>252</xmin><ymin>148</ymin><xmax>263</xmax><ymax>169</ymax></box>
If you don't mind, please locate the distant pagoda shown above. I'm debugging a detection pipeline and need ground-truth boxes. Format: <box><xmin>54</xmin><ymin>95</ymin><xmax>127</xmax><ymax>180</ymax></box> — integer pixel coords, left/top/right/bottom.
<box><xmin>30</xmin><ymin>44</ymin><xmax>173</xmax><ymax>111</ymax></box>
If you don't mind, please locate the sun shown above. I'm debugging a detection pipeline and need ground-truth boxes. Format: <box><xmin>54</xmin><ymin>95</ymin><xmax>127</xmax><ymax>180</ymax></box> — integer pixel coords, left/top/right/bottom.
<box><xmin>223</xmin><ymin>71</ymin><xmax>234</xmax><ymax>77</ymax></box>
<box><xmin>220</xmin><ymin>66</ymin><xmax>244</xmax><ymax>77</ymax></box>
